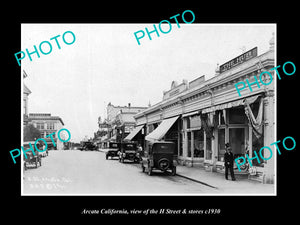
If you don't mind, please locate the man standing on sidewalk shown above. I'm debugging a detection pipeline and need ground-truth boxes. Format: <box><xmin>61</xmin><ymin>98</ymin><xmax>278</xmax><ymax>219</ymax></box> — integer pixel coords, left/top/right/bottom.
<box><xmin>224</xmin><ymin>143</ymin><xmax>236</xmax><ymax>181</ymax></box>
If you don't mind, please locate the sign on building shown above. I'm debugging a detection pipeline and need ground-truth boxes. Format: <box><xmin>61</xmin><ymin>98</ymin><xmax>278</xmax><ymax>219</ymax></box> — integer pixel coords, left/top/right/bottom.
<box><xmin>219</xmin><ymin>47</ymin><xmax>258</xmax><ymax>73</ymax></box>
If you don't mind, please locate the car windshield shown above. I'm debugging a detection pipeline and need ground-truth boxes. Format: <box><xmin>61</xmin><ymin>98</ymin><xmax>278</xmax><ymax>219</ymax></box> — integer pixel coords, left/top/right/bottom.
<box><xmin>109</xmin><ymin>143</ymin><xmax>119</xmax><ymax>149</ymax></box>
<box><xmin>152</xmin><ymin>143</ymin><xmax>174</xmax><ymax>153</ymax></box>
<box><xmin>123</xmin><ymin>144</ymin><xmax>136</xmax><ymax>150</ymax></box>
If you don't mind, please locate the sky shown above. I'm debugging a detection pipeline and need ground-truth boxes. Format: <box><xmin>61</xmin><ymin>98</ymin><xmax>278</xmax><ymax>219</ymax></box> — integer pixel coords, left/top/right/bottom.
<box><xmin>21</xmin><ymin>23</ymin><xmax>275</xmax><ymax>143</ymax></box>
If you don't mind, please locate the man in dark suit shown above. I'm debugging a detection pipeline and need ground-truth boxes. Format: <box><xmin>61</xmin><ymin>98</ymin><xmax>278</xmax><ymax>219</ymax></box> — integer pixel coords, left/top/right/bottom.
<box><xmin>224</xmin><ymin>143</ymin><xmax>236</xmax><ymax>181</ymax></box>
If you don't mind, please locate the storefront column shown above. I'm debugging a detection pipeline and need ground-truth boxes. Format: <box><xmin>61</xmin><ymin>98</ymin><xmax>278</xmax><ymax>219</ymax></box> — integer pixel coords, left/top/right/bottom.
<box><xmin>263</xmin><ymin>90</ymin><xmax>275</xmax><ymax>184</ymax></box>
<box><xmin>191</xmin><ymin>130</ymin><xmax>194</xmax><ymax>167</ymax></box>
<box><xmin>248</xmin><ymin>126</ymin><xmax>253</xmax><ymax>158</ymax></box>
<box><xmin>182</xmin><ymin>118</ymin><xmax>188</xmax><ymax>160</ymax></box>
<box><xmin>212</xmin><ymin>129</ymin><xmax>218</xmax><ymax>172</ymax></box>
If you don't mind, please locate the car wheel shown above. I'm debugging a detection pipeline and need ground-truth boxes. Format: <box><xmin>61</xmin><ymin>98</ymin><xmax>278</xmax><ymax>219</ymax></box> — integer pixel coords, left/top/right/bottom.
<box><xmin>158</xmin><ymin>158</ymin><xmax>170</xmax><ymax>172</ymax></box>
<box><xmin>106</xmin><ymin>154</ymin><xmax>108</xmax><ymax>160</ymax></box>
<box><xmin>171</xmin><ymin>166</ymin><xmax>176</xmax><ymax>176</ymax></box>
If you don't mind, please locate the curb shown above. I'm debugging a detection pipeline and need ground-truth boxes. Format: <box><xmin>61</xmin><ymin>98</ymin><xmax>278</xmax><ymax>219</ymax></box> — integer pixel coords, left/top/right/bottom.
<box><xmin>176</xmin><ymin>173</ymin><xmax>218</xmax><ymax>189</ymax></box>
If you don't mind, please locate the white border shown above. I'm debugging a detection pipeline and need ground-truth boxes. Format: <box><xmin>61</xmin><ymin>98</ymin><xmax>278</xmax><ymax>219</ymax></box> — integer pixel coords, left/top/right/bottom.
<box><xmin>21</xmin><ymin>23</ymin><xmax>277</xmax><ymax>196</ymax></box>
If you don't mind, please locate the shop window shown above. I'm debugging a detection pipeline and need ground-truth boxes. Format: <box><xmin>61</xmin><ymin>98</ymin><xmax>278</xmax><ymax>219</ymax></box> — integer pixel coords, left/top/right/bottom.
<box><xmin>229</xmin><ymin>128</ymin><xmax>245</xmax><ymax>158</ymax></box>
<box><xmin>218</xmin><ymin>110</ymin><xmax>225</xmax><ymax>125</ymax></box>
<box><xmin>179</xmin><ymin>118</ymin><xmax>183</xmax><ymax>130</ymax></box>
<box><xmin>206</xmin><ymin>135</ymin><xmax>212</xmax><ymax>160</ymax></box>
<box><xmin>186</xmin><ymin>117</ymin><xmax>191</xmax><ymax>129</ymax></box>
<box><xmin>179</xmin><ymin>132</ymin><xmax>183</xmax><ymax>156</ymax></box>
<box><xmin>190</xmin><ymin>115</ymin><xmax>201</xmax><ymax>128</ymax></box>
<box><xmin>193</xmin><ymin>130</ymin><xmax>204</xmax><ymax>158</ymax></box>
<box><xmin>187</xmin><ymin>132</ymin><xmax>192</xmax><ymax>157</ymax></box>
<box><xmin>218</xmin><ymin>129</ymin><xmax>225</xmax><ymax>161</ymax></box>
<box><xmin>228</xmin><ymin>107</ymin><xmax>247</xmax><ymax>124</ymax></box>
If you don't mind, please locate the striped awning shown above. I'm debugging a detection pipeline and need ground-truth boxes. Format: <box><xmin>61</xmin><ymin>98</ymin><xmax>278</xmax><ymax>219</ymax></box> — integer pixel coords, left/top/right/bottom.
<box><xmin>124</xmin><ymin>125</ymin><xmax>144</xmax><ymax>141</ymax></box>
<box><xmin>145</xmin><ymin>116</ymin><xmax>179</xmax><ymax>142</ymax></box>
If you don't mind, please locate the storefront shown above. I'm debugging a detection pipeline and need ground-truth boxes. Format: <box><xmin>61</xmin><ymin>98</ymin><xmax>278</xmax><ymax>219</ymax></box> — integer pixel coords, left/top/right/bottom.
<box><xmin>133</xmin><ymin>36</ymin><xmax>275</xmax><ymax>183</ymax></box>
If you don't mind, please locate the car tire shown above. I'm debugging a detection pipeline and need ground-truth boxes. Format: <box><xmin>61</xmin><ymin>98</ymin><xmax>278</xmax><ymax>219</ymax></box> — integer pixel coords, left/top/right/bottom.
<box><xmin>106</xmin><ymin>154</ymin><xmax>108</xmax><ymax>160</ymax></box>
<box><xmin>158</xmin><ymin>158</ymin><xmax>170</xmax><ymax>172</ymax></box>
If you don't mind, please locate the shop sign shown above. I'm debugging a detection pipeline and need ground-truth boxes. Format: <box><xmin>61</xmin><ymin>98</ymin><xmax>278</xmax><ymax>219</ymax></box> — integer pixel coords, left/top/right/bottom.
<box><xmin>219</xmin><ymin>47</ymin><xmax>257</xmax><ymax>73</ymax></box>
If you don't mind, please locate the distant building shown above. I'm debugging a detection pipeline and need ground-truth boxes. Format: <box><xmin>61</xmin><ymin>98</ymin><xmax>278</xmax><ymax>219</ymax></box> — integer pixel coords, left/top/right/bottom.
<box><xmin>99</xmin><ymin>103</ymin><xmax>147</xmax><ymax>145</ymax></box>
<box><xmin>28</xmin><ymin>113</ymin><xmax>65</xmax><ymax>150</ymax></box>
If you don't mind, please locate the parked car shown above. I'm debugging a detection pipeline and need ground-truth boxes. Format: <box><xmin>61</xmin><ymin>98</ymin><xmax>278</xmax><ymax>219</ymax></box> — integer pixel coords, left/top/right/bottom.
<box><xmin>118</xmin><ymin>142</ymin><xmax>139</xmax><ymax>163</ymax></box>
<box><xmin>23</xmin><ymin>141</ymin><xmax>42</xmax><ymax>170</ymax></box>
<box><xmin>141</xmin><ymin>141</ymin><xmax>177</xmax><ymax>176</ymax></box>
<box><xmin>81</xmin><ymin>141</ymin><xmax>97</xmax><ymax>151</ymax></box>
<box><xmin>72</xmin><ymin>143</ymin><xmax>82</xmax><ymax>150</ymax></box>
<box><xmin>105</xmin><ymin>142</ymin><xmax>120</xmax><ymax>160</ymax></box>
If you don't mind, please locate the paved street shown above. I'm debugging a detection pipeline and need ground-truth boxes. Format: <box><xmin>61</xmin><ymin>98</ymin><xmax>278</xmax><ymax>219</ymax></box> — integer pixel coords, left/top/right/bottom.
<box><xmin>22</xmin><ymin>150</ymin><xmax>219</xmax><ymax>195</ymax></box>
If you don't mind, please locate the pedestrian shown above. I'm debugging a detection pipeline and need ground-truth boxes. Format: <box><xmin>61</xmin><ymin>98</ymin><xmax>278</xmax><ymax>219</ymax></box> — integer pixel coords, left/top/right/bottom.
<box><xmin>137</xmin><ymin>144</ymin><xmax>143</xmax><ymax>160</ymax></box>
<box><xmin>224</xmin><ymin>143</ymin><xmax>236</xmax><ymax>181</ymax></box>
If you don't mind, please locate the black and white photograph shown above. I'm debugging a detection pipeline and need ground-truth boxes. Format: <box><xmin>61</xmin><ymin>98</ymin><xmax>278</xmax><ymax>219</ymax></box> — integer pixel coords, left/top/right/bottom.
<box><xmin>20</xmin><ymin>23</ymin><xmax>276</xmax><ymax>196</ymax></box>
<box><xmin>5</xmin><ymin>4</ymin><xmax>299</xmax><ymax>220</ymax></box>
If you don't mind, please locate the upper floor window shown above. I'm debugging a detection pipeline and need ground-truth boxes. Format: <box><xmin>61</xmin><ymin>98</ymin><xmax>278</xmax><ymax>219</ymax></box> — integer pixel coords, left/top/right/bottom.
<box><xmin>47</xmin><ymin>123</ymin><xmax>54</xmax><ymax>130</ymax></box>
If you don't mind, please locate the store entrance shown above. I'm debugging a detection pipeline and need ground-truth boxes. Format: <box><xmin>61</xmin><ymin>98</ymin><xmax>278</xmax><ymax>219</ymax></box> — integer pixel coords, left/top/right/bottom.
<box><xmin>229</xmin><ymin>128</ymin><xmax>245</xmax><ymax>159</ymax></box>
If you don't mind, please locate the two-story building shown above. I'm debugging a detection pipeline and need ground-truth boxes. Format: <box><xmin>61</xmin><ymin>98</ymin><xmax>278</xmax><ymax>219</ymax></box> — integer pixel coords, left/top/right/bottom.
<box><xmin>28</xmin><ymin>113</ymin><xmax>65</xmax><ymax>150</ymax></box>
<box><xmin>102</xmin><ymin>103</ymin><xmax>147</xmax><ymax>145</ymax></box>
<box><xmin>132</xmin><ymin>35</ymin><xmax>275</xmax><ymax>184</ymax></box>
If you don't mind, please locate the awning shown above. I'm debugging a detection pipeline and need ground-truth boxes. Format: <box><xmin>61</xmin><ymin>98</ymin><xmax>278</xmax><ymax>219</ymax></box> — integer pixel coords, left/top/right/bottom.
<box><xmin>202</xmin><ymin>95</ymin><xmax>260</xmax><ymax>113</ymax></box>
<box><xmin>145</xmin><ymin>116</ymin><xmax>179</xmax><ymax>142</ymax></box>
<box><xmin>100</xmin><ymin>136</ymin><xmax>108</xmax><ymax>142</ymax></box>
<box><xmin>124</xmin><ymin>125</ymin><xmax>144</xmax><ymax>141</ymax></box>
<box><xmin>109</xmin><ymin>134</ymin><xmax>117</xmax><ymax>141</ymax></box>
<box><xmin>182</xmin><ymin>111</ymin><xmax>199</xmax><ymax>117</ymax></box>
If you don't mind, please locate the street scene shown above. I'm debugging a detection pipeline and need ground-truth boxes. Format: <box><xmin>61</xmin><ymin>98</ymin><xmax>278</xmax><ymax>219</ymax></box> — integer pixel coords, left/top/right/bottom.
<box><xmin>21</xmin><ymin>23</ymin><xmax>276</xmax><ymax>195</ymax></box>
<box><xmin>22</xmin><ymin>149</ymin><xmax>273</xmax><ymax>195</ymax></box>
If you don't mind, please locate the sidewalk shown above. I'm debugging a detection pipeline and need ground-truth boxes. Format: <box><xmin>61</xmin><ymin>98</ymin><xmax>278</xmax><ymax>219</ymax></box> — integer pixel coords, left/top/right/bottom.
<box><xmin>176</xmin><ymin>165</ymin><xmax>275</xmax><ymax>195</ymax></box>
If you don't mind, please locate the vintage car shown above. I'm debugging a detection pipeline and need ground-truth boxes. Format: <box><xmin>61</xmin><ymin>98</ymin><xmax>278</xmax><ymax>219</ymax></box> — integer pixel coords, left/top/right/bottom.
<box><xmin>23</xmin><ymin>141</ymin><xmax>42</xmax><ymax>170</ymax></box>
<box><xmin>118</xmin><ymin>142</ymin><xmax>139</xmax><ymax>163</ymax></box>
<box><xmin>105</xmin><ymin>142</ymin><xmax>121</xmax><ymax>160</ymax></box>
<box><xmin>81</xmin><ymin>141</ymin><xmax>97</xmax><ymax>151</ymax></box>
<box><xmin>141</xmin><ymin>141</ymin><xmax>177</xmax><ymax>176</ymax></box>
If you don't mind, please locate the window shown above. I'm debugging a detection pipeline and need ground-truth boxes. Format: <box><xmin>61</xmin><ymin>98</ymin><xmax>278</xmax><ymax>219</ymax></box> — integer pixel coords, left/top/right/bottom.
<box><xmin>186</xmin><ymin>117</ymin><xmax>190</xmax><ymax>129</ymax></box>
<box><xmin>228</xmin><ymin>107</ymin><xmax>247</xmax><ymax>124</ymax></box>
<box><xmin>190</xmin><ymin>115</ymin><xmax>201</xmax><ymax>128</ymax></box>
<box><xmin>229</xmin><ymin>128</ymin><xmax>245</xmax><ymax>158</ymax></box>
<box><xmin>36</xmin><ymin>122</ymin><xmax>44</xmax><ymax>130</ymax></box>
<box><xmin>216</xmin><ymin>110</ymin><xmax>226</xmax><ymax>125</ymax></box>
<box><xmin>47</xmin><ymin>123</ymin><xmax>54</xmax><ymax>130</ymax></box>
<box><xmin>187</xmin><ymin>132</ymin><xmax>192</xmax><ymax>157</ymax></box>
<box><xmin>193</xmin><ymin>130</ymin><xmax>204</xmax><ymax>158</ymax></box>
<box><xmin>206</xmin><ymin>135</ymin><xmax>212</xmax><ymax>160</ymax></box>
<box><xmin>218</xmin><ymin>129</ymin><xmax>225</xmax><ymax>161</ymax></box>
